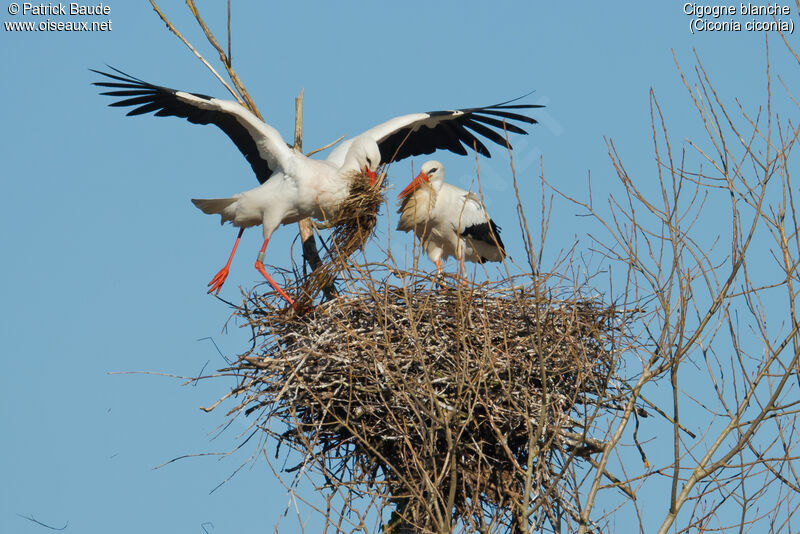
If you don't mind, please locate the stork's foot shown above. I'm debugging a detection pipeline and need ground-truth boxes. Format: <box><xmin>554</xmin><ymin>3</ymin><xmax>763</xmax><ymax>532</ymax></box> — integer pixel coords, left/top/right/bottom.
<box><xmin>433</xmin><ymin>270</ymin><xmax>451</xmax><ymax>290</ymax></box>
<box><xmin>254</xmin><ymin>260</ymin><xmax>301</xmax><ymax>312</ymax></box>
<box><xmin>293</xmin><ymin>301</ymin><xmax>316</xmax><ymax>316</ymax></box>
<box><xmin>280</xmin><ymin>298</ymin><xmax>316</xmax><ymax>317</ymax></box>
<box><xmin>207</xmin><ymin>265</ymin><xmax>231</xmax><ymax>295</ymax></box>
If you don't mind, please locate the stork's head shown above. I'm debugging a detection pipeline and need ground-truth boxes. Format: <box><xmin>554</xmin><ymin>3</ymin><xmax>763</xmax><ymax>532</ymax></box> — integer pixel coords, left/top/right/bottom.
<box><xmin>344</xmin><ymin>138</ymin><xmax>380</xmax><ymax>186</ymax></box>
<box><xmin>398</xmin><ymin>160</ymin><xmax>445</xmax><ymax>199</ymax></box>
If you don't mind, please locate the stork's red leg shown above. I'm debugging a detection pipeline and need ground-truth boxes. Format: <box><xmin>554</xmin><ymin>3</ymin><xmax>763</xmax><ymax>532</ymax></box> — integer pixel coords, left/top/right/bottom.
<box><xmin>254</xmin><ymin>237</ymin><xmax>297</xmax><ymax>310</ymax></box>
<box><xmin>207</xmin><ymin>227</ymin><xmax>244</xmax><ymax>295</ymax></box>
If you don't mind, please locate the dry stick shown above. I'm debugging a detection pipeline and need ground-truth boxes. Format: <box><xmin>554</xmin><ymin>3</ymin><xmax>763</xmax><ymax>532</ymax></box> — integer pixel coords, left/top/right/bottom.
<box><xmin>306</xmin><ymin>135</ymin><xmax>346</xmax><ymax>157</ymax></box>
<box><xmin>638</xmin><ymin>394</ymin><xmax>696</xmax><ymax>438</ymax></box>
<box><xmin>294</xmin><ymin>90</ymin><xmax>304</xmax><ymax>156</ymax></box>
<box><xmin>584</xmin><ymin>459</ymin><xmax>636</xmax><ymax>501</ymax></box>
<box><xmin>148</xmin><ymin>1</ymin><xmax>243</xmax><ymax>106</ymax></box>
<box><xmin>185</xmin><ymin>0</ymin><xmax>261</xmax><ymax>118</ymax></box>
<box><xmin>290</xmin><ymin>90</ymin><xmax>339</xmax><ymax>302</ymax></box>
<box><xmin>290</xmin><ymin>91</ymin><xmax>322</xmax><ymax>291</ymax></box>
<box><xmin>226</xmin><ymin>0</ymin><xmax>231</xmax><ymax>67</ymax></box>
<box><xmin>650</xmin><ymin>89</ymin><xmax>685</xmax><ymax>518</ymax></box>
<box><xmin>293</xmin><ymin>91</ymin><xmax>317</xmax><ymax>271</ymax></box>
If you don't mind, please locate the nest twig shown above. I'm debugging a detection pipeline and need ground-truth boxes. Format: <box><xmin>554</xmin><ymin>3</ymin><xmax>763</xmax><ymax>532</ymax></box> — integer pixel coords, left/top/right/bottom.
<box><xmin>295</xmin><ymin>168</ymin><xmax>387</xmax><ymax>309</ymax></box>
<box><xmin>215</xmin><ymin>267</ymin><xmax>640</xmax><ymax>533</ymax></box>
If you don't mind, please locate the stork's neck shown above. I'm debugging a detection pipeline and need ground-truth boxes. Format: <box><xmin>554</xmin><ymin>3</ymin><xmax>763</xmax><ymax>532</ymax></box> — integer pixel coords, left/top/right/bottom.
<box><xmin>339</xmin><ymin>138</ymin><xmax>378</xmax><ymax>177</ymax></box>
<box><xmin>416</xmin><ymin>180</ymin><xmax>439</xmax><ymax>208</ymax></box>
<box><xmin>429</xmin><ymin>177</ymin><xmax>445</xmax><ymax>194</ymax></box>
<box><xmin>340</xmin><ymin>155</ymin><xmax>363</xmax><ymax>175</ymax></box>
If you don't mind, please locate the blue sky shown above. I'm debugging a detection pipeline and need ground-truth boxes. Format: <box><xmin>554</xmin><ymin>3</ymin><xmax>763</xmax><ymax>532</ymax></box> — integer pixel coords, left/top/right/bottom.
<box><xmin>2</xmin><ymin>2</ymin><xmax>797</xmax><ymax>533</ymax></box>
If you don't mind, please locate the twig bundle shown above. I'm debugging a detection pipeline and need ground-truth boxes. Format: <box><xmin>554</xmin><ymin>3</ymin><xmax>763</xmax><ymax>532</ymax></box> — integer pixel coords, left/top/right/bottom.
<box><xmin>296</xmin><ymin>169</ymin><xmax>386</xmax><ymax>308</ymax></box>
<box><xmin>327</xmin><ymin>168</ymin><xmax>387</xmax><ymax>248</ymax></box>
<box><xmin>221</xmin><ymin>268</ymin><xmax>635</xmax><ymax>532</ymax></box>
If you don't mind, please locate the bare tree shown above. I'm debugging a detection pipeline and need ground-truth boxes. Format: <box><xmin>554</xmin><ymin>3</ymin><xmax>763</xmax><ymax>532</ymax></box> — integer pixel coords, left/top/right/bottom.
<box><xmin>569</xmin><ymin>35</ymin><xmax>800</xmax><ymax>533</ymax></box>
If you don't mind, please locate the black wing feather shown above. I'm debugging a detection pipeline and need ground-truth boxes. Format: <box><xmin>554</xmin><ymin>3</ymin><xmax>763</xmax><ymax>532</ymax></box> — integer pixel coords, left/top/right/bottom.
<box><xmin>461</xmin><ymin>119</ymin><xmax>511</xmax><ymax>149</ymax></box>
<box><xmin>468</xmin><ymin>114</ymin><xmax>528</xmax><ymax>135</ymax></box>
<box><xmin>92</xmin><ymin>67</ymin><xmax>274</xmax><ymax>184</ymax></box>
<box><xmin>377</xmin><ymin>98</ymin><xmax>542</xmax><ymax>164</ymax></box>
<box><xmin>476</xmin><ymin>109</ymin><xmax>540</xmax><ymax>124</ymax></box>
<box><xmin>100</xmin><ymin>89</ymin><xmax>155</xmax><ymax>97</ymax></box>
<box><xmin>462</xmin><ymin>220</ymin><xmax>506</xmax><ymax>256</ymax></box>
<box><xmin>436</xmin><ymin>122</ymin><xmax>470</xmax><ymax>156</ymax></box>
<box><xmin>379</xmin><ymin>118</ymin><xmax>467</xmax><ymax>162</ymax></box>
<box><xmin>448</xmin><ymin>121</ymin><xmax>491</xmax><ymax>157</ymax></box>
<box><xmin>111</xmin><ymin>94</ymin><xmax>166</xmax><ymax>108</ymax></box>
<box><xmin>128</xmin><ymin>101</ymin><xmax>170</xmax><ymax>116</ymax></box>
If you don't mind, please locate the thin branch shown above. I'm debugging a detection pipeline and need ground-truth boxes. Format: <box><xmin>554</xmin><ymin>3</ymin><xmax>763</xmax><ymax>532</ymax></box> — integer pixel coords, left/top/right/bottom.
<box><xmin>147</xmin><ymin>1</ymin><xmax>243</xmax><ymax>105</ymax></box>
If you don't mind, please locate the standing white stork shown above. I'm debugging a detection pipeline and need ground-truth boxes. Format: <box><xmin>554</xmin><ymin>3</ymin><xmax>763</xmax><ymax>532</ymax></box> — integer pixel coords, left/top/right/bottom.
<box><xmin>93</xmin><ymin>68</ymin><xmax>538</xmax><ymax>308</ymax></box>
<box><xmin>397</xmin><ymin>161</ymin><xmax>506</xmax><ymax>275</ymax></box>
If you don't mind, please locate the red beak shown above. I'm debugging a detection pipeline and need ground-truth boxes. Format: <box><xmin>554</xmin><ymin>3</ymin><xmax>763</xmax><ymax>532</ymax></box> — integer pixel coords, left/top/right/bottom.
<box><xmin>364</xmin><ymin>165</ymin><xmax>377</xmax><ymax>186</ymax></box>
<box><xmin>398</xmin><ymin>171</ymin><xmax>429</xmax><ymax>199</ymax></box>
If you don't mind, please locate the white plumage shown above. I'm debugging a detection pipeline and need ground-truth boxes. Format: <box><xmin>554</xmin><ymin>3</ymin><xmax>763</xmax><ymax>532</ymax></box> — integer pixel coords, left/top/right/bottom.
<box><xmin>95</xmin><ymin>68</ymin><xmax>537</xmax><ymax>307</ymax></box>
<box><xmin>397</xmin><ymin>161</ymin><xmax>506</xmax><ymax>274</ymax></box>
<box><xmin>190</xmin><ymin>136</ymin><xmax>380</xmax><ymax>249</ymax></box>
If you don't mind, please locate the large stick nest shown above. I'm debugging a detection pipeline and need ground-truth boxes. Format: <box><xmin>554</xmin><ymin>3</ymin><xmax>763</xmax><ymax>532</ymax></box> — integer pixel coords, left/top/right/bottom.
<box><xmin>219</xmin><ymin>267</ymin><xmax>637</xmax><ymax>532</ymax></box>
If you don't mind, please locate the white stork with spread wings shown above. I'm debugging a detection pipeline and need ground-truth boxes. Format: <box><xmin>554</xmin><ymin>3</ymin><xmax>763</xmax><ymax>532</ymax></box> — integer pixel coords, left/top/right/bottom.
<box><xmin>397</xmin><ymin>161</ymin><xmax>506</xmax><ymax>275</ymax></box>
<box><xmin>93</xmin><ymin>68</ymin><xmax>538</xmax><ymax>309</ymax></box>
